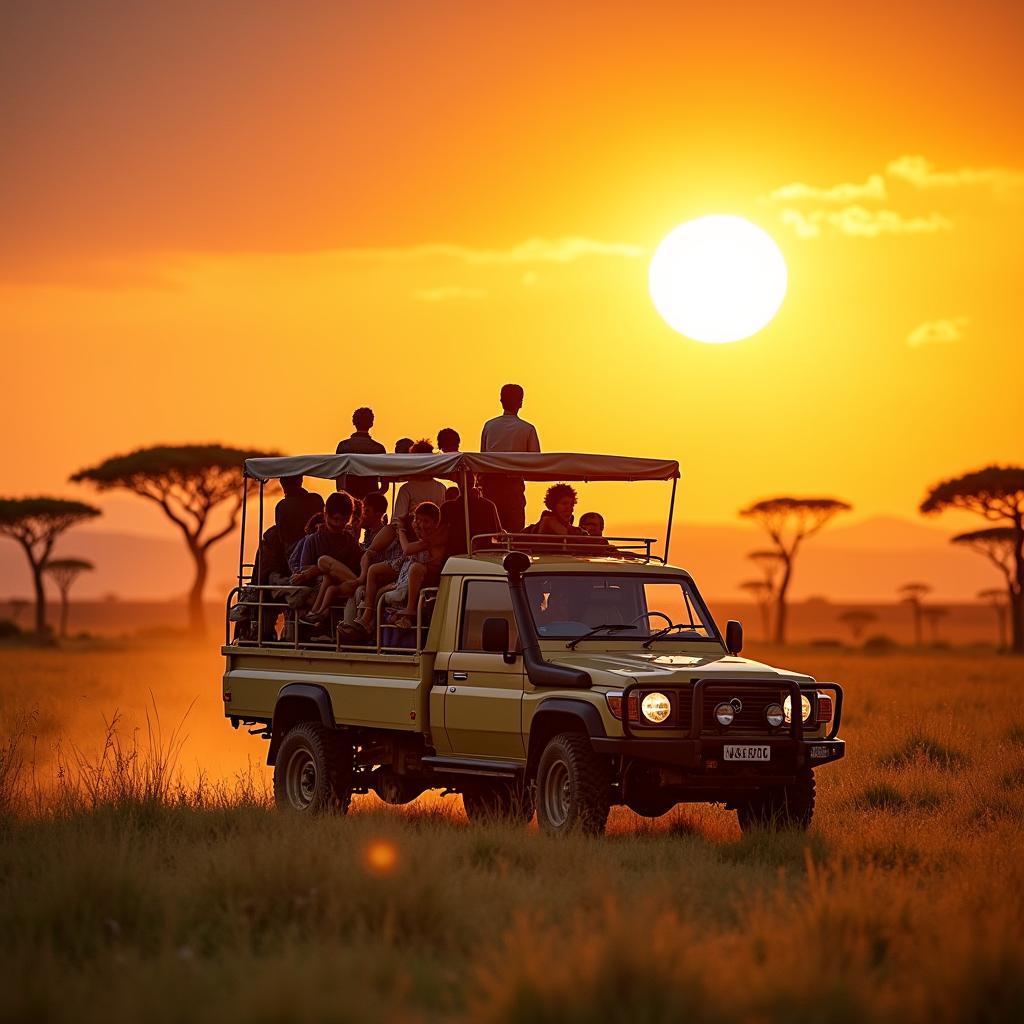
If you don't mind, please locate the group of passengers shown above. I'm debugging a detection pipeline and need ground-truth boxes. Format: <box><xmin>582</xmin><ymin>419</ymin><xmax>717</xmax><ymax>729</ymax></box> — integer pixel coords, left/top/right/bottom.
<box><xmin>240</xmin><ymin>385</ymin><xmax>616</xmax><ymax>644</ymax></box>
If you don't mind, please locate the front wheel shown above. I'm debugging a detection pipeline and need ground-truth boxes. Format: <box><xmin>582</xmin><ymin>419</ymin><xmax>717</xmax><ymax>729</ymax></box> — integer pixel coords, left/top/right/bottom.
<box><xmin>736</xmin><ymin>771</ymin><xmax>815</xmax><ymax>832</ymax></box>
<box><xmin>535</xmin><ymin>732</ymin><xmax>611</xmax><ymax>835</ymax></box>
<box><xmin>273</xmin><ymin>722</ymin><xmax>353</xmax><ymax>813</ymax></box>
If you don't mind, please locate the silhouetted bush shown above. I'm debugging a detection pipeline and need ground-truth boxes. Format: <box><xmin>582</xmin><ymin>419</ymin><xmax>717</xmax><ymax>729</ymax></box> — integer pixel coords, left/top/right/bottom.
<box><xmin>864</xmin><ymin>634</ymin><xmax>899</xmax><ymax>653</ymax></box>
<box><xmin>0</xmin><ymin>619</ymin><xmax>21</xmax><ymax>638</ymax></box>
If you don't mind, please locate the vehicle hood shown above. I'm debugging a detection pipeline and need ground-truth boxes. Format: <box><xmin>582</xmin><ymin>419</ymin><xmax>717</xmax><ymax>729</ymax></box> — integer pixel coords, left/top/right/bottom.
<box><xmin>542</xmin><ymin>649</ymin><xmax>814</xmax><ymax>690</ymax></box>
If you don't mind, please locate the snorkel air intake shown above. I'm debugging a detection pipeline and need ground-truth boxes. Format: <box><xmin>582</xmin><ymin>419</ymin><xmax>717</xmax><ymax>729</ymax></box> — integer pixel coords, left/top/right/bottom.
<box><xmin>504</xmin><ymin>551</ymin><xmax>591</xmax><ymax>689</ymax></box>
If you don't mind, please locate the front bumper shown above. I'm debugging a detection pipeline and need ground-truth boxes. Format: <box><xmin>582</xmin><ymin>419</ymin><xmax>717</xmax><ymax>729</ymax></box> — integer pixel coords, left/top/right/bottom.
<box><xmin>592</xmin><ymin>735</ymin><xmax>845</xmax><ymax>774</ymax></box>
<box><xmin>594</xmin><ymin>676</ymin><xmax>845</xmax><ymax>780</ymax></box>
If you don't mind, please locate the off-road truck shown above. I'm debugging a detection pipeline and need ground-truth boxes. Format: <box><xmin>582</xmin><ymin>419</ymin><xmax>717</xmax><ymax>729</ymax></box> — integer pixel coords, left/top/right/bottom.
<box><xmin>222</xmin><ymin>451</ymin><xmax>844</xmax><ymax>834</ymax></box>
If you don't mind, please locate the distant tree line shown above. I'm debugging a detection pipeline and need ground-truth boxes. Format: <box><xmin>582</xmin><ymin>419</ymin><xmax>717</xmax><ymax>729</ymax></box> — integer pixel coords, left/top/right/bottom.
<box><xmin>735</xmin><ymin>465</ymin><xmax>1024</xmax><ymax>653</ymax></box>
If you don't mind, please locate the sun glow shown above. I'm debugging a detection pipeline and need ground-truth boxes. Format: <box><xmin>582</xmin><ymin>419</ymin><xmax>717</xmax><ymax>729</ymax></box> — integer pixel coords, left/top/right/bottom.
<box><xmin>648</xmin><ymin>215</ymin><xmax>788</xmax><ymax>344</ymax></box>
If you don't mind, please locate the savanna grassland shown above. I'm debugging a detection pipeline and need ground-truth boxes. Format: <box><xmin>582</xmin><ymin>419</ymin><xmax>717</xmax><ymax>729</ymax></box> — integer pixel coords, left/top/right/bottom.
<box><xmin>2</xmin><ymin>643</ymin><xmax>1023</xmax><ymax>1023</ymax></box>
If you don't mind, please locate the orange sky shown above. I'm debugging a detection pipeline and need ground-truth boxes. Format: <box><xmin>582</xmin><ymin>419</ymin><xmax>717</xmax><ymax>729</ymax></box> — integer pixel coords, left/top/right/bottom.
<box><xmin>2</xmin><ymin>0</ymin><xmax>1022</xmax><ymax>537</ymax></box>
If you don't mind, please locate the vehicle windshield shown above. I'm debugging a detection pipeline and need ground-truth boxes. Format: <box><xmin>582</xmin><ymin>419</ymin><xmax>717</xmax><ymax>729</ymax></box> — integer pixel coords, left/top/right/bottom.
<box><xmin>524</xmin><ymin>574</ymin><xmax>716</xmax><ymax>642</ymax></box>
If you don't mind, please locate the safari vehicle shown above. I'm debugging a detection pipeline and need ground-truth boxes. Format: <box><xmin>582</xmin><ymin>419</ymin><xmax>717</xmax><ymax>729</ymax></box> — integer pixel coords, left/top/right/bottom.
<box><xmin>223</xmin><ymin>452</ymin><xmax>844</xmax><ymax>834</ymax></box>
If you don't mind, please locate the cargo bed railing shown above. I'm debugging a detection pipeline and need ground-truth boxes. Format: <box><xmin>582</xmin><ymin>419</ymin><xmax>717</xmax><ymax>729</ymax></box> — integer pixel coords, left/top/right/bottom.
<box><xmin>225</xmin><ymin>584</ymin><xmax>437</xmax><ymax>656</ymax></box>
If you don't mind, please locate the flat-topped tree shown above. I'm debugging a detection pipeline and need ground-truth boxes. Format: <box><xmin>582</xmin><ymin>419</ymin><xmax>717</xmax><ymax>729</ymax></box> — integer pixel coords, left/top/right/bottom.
<box><xmin>898</xmin><ymin>582</ymin><xmax>931</xmax><ymax>647</ymax></box>
<box><xmin>839</xmin><ymin>608</ymin><xmax>877</xmax><ymax>643</ymax></box>
<box><xmin>43</xmin><ymin>558</ymin><xmax>94</xmax><ymax>638</ymax></box>
<box><xmin>739</xmin><ymin>497</ymin><xmax>851</xmax><ymax>644</ymax></box>
<box><xmin>0</xmin><ymin>498</ymin><xmax>100</xmax><ymax>633</ymax></box>
<box><xmin>952</xmin><ymin>527</ymin><xmax>1019</xmax><ymax>649</ymax></box>
<box><xmin>71</xmin><ymin>445</ymin><xmax>273</xmax><ymax>638</ymax></box>
<box><xmin>921</xmin><ymin>466</ymin><xmax>1024</xmax><ymax>653</ymax></box>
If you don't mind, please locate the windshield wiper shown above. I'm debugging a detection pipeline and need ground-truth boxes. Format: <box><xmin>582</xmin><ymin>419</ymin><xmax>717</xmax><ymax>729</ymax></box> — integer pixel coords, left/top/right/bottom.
<box><xmin>566</xmin><ymin>624</ymin><xmax>632</xmax><ymax>650</ymax></box>
<box><xmin>641</xmin><ymin>623</ymin><xmax>697</xmax><ymax>648</ymax></box>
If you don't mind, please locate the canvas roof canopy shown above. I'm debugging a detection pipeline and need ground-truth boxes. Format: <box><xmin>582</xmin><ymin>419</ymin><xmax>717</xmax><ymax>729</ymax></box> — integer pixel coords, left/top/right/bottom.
<box><xmin>243</xmin><ymin>452</ymin><xmax>679</xmax><ymax>483</ymax></box>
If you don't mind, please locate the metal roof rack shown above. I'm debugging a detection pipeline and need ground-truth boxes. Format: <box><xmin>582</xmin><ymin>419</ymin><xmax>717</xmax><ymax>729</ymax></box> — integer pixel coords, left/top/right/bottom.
<box><xmin>470</xmin><ymin>533</ymin><xmax>661</xmax><ymax>562</ymax></box>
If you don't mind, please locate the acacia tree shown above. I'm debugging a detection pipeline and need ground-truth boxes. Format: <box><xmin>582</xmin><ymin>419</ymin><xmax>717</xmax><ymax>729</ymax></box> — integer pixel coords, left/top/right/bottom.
<box><xmin>43</xmin><ymin>558</ymin><xmax>94</xmax><ymax>639</ymax></box>
<box><xmin>978</xmin><ymin>588</ymin><xmax>1009</xmax><ymax>650</ymax></box>
<box><xmin>898</xmin><ymin>582</ymin><xmax>931</xmax><ymax>647</ymax></box>
<box><xmin>921</xmin><ymin>467</ymin><xmax>1024</xmax><ymax>653</ymax></box>
<box><xmin>0</xmin><ymin>498</ymin><xmax>101</xmax><ymax>633</ymax></box>
<box><xmin>739</xmin><ymin>498</ymin><xmax>851</xmax><ymax>644</ymax></box>
<box><xmin>952</xmin><ymin>527</ymin><xmax>1018</xmax><ymax>648</ymax></box>
<box><xmin>739</xmin><ymin>579</ymin><xmax>774</xmax><ymax>641</ymax></box>
<box><xmin>839</xmin><ymin>608</ymin><xmax>877</xmax><ymax>643</ymax></box>
<box><xmin>71</xmin><ymin>445</ymin><xmax>271</xmax><ymax>638</ymax></box>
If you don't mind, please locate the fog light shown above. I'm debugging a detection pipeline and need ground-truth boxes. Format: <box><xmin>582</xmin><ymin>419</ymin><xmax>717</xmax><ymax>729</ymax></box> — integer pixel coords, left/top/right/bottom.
<box><xmin>765</xmin><ymin>702</ymin><xmax>785</xmax><ymax>728</ymax></box>
<box><xmin>641</xmin><ymin>692</ymin><xmax>671</xmax><ymax>724</ymax></box>
<box><xmin>714</xmin><ymin>702</ymin><xmax>735</xmax><ymax>726</ymax></box>
<box><xmin>783</xmin><ymin>694</ymin><xmax>812</xmax><ymax>723</ymax></box>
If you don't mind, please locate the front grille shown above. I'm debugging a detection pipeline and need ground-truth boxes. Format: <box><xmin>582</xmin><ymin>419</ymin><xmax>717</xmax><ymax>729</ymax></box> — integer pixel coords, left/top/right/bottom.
<box><xmin>627</xmin><ymin>684</ymin><xmax>794</xmax><ymax>735</ymax></box>
<box><xmin>701</xmin><ymin>685</ymin><xmax>788</xmax><ymax>734</ymax></box>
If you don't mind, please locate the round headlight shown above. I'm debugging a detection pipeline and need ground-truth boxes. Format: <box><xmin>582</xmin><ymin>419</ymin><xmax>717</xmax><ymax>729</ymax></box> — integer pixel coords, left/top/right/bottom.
<box><xmin>641</xmin><ymin>692</ymin><xmax>671</xmax><ymax>724</ymax></box>
<box><xmin>765</xmin><ymin>702</ymin><xmax>785</xmax><ymax>728</ymax></box>
<box><xmin>714</xmin><ymin>701</ymin><xmax>735</xmax><ymax>726</ymax></box>
<box><xmin>783</xmin><ymin>695</ymin><xmax>812</xmax><ymax>723</ymax></box>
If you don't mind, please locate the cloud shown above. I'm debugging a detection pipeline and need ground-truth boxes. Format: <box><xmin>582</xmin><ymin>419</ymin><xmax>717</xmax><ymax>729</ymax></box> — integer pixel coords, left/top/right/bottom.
<box><xmin>767</xmin><ymin>174</ymin><xmax>887</xmax><ymax>204</ymax></box>
<box><xmin>341</xmin><ymin>236</ymin><xmax>646</xmax><ymax>266</ymax></box>
<box><xmin>887</xmin><ymin>155</ymin><xmax>1024</xmax><ymax>198</ymax></box>
<box><xmin>906</xmin><ymin>317</ymin><xmax>968</xmax><ymax>348</ymax></box>
<box><xmin>779</xmin><ymin>206</ymin><xmax>953</xmax><ymax>239</ymax></box>
<box><xmin>411</xmin><ymin>285</ymin><xmax>487</xmax><ymax>302</ymax></box>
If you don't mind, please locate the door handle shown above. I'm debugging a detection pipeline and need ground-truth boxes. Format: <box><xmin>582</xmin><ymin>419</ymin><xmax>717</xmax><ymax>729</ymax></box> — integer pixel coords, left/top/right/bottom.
<box><xmin>452</xmin><ymin>671</ymin><xmax>469</xmax><ymax>680</ymax></box>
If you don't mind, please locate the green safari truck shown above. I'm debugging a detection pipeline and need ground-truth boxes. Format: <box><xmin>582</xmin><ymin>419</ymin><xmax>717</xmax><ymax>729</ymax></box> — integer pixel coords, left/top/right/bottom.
<box><xmin>222</xmin><ymin>451</ymin><xmax>844</xmax><ymax>834</ymax></box>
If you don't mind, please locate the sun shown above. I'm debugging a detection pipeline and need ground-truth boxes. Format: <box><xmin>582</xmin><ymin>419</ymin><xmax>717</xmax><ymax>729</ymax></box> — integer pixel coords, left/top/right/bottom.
<box><xmin>648</xmin><ymin>215</ymin><xmax>788</xmax><ymax>344</ymax></box>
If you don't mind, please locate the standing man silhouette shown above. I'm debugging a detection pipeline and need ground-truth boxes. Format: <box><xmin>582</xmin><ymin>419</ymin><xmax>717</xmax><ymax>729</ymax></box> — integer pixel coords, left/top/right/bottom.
<box><xmin>335</xmin><ymin>407</ymin><xmax>387</xmax><ymax>498</ymax></box>
<box><xmin>479</xmin><ymin>383</ymin><xmax>540</xmax><ymax>533</ymax></box>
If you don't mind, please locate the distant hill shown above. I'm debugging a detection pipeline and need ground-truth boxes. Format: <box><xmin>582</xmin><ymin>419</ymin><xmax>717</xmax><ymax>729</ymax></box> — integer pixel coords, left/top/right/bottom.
<box><xmin>0</xmin><ymin>515</ymin><xmax>1000</xmax><ymax>604</ymax></box>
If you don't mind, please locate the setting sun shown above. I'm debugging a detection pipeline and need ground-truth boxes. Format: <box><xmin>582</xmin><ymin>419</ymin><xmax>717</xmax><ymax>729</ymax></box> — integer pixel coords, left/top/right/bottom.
<box><xmin>648</xmin><ymin>215</ymin><xmax>788</xmax><ymax>344</ymax></box>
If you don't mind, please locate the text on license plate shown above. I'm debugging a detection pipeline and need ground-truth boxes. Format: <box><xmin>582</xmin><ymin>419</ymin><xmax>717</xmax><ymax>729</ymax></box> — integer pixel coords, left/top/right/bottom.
<box><xmin>723</xmin><ymin>745</ymin><xmax>770</xmax><ymax>762</ymax></box>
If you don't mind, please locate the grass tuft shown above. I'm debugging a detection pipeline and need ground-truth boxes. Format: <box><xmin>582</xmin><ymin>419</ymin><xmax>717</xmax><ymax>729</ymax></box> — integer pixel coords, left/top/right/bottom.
<box><xmin>880</xmin><ymin>732</ymin><xmax>970</xmax><ymax>771</ymax></box>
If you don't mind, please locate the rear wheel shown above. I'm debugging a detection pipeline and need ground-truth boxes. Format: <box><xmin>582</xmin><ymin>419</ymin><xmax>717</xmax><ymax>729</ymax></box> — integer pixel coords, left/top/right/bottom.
<box><xmin>736</xmin><ymin>771</ymin><xmax>815</xmax><ymax>832</ymax></box>
<box><xmin>535</xmin><ymin>732</ymin><xmax>611</xmax><ymax>836</ymax></box>
<box><xmin>273</xmin><ymin>722</ymin><xmax>353</xmax><ymax>813</ymax></box>
<box><xmin>462</xmin><ymin>780</ymin><xmax>535</xmax><ymax>823</ymax></box>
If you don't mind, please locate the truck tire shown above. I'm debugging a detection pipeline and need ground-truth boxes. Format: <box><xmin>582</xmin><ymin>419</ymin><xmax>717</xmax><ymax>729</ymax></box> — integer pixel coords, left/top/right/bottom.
<box><xmin>535</xmin><ymin>732</ymin><xmax>611</xmax><ymax>836</ymax></box>
<box><xmin>462</xmin><ymin>781</ymin><xmax>535</xmax><ymax>824</ymax></box>
<box><xmin>273</xmin><ymin>722</ymin><xmax>353</xmax><ymax>814</ymax></box>
<box><xmin>736</xmin><ymin>771</ymin><xmax>815</xmax><ymax>833</ymax></box>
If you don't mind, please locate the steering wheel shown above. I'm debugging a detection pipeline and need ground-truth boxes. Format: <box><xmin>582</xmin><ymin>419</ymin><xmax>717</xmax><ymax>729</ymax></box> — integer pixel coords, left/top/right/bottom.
<box><xmin>631</xmin><ymin>611</ymin><xmax>672</xmax><ymax>628</ymax></box>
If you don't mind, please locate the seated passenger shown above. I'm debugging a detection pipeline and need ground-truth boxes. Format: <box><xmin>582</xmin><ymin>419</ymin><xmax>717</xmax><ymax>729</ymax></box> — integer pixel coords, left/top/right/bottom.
<box><xmin>439</xmin><ymin>486</ymin><xmax>502</xmax><ymax>557</ymax></box>
<box><xmin>359</xmin><ymin>492</ymin><xmax>389</xmax><ymax>546</ymax></box>
<box><xmin>531</xmin><ymin>483</ymin><xmax>586</xmax><ymax>536</ymax></box>
<box><xmin>388</xmin><ymin>501</ymin><xmax>448</xmax><ymax>628</ymax></box>
<box><xmin>287</xmin><ymin>511</ymin><xmax>324</xmax><ymax>575</ymax></box>
<box><xmin>393</xmin><ymin>439</ymin><xmax>447</xmax><ymax>518</ymax></box>
<box><xmin>579</xmin><ymin>511</ymin><xmax>604</xmax><ymax>537</ymax></box>
<box><xmin>303</xmin><ymin>493</ymin><xmax>390</xmax><ymax>627</ymax></box>
<box><xmin>290</xmin><ymin>492</ymin><xmax>363</xmax><ymax>593</ymax></box>
<box><xmin>336</xmin><ymin>514</ymin><xmax>415</xmax><ymax>641</ymax></box>
<box><xmin>275</xmin><ymin>476</ymin><xmax>324</xmax><ymax>557</ymax></box>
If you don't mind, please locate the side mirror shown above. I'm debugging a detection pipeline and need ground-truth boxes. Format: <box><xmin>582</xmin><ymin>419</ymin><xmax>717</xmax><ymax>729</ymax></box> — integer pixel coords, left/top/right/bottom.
<box><xmin>725</xmin><ymin>620</ymin><xmax>744</xmax><ymax>656</ymax></box>
<box><xmin>482</xmin><ymin>617</ymin><xmax>511</xmax><ymax>655</ymax></box>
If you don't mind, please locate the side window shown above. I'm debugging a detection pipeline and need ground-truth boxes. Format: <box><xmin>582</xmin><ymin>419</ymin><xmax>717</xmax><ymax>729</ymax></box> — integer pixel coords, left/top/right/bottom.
<box><xmin>460</xmin><ymin>580</ymin><xmax>520</xmax><ymax>651</ymax></box>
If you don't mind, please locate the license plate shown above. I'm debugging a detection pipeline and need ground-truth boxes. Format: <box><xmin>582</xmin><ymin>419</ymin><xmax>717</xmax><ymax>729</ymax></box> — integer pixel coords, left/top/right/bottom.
<box><xmin>723</xmin><ymin>745</ymin><xmax>770</xmax><ymax>762</ymax></box>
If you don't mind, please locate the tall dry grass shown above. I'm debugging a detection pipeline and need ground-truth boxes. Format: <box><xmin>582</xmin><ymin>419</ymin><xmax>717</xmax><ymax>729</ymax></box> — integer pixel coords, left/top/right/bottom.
<box><xmin>1</xmin><ymin>644</ymin><xmax>1023</xmax><ymax>1022</ymax></box>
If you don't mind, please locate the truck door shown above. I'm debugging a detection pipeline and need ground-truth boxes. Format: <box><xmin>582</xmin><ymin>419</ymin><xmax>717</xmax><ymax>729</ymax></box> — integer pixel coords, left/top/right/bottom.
<box><xmin>443</xmin><ymin>579</ymin><xmax>525</xmax><ymax>758</ymax></box>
